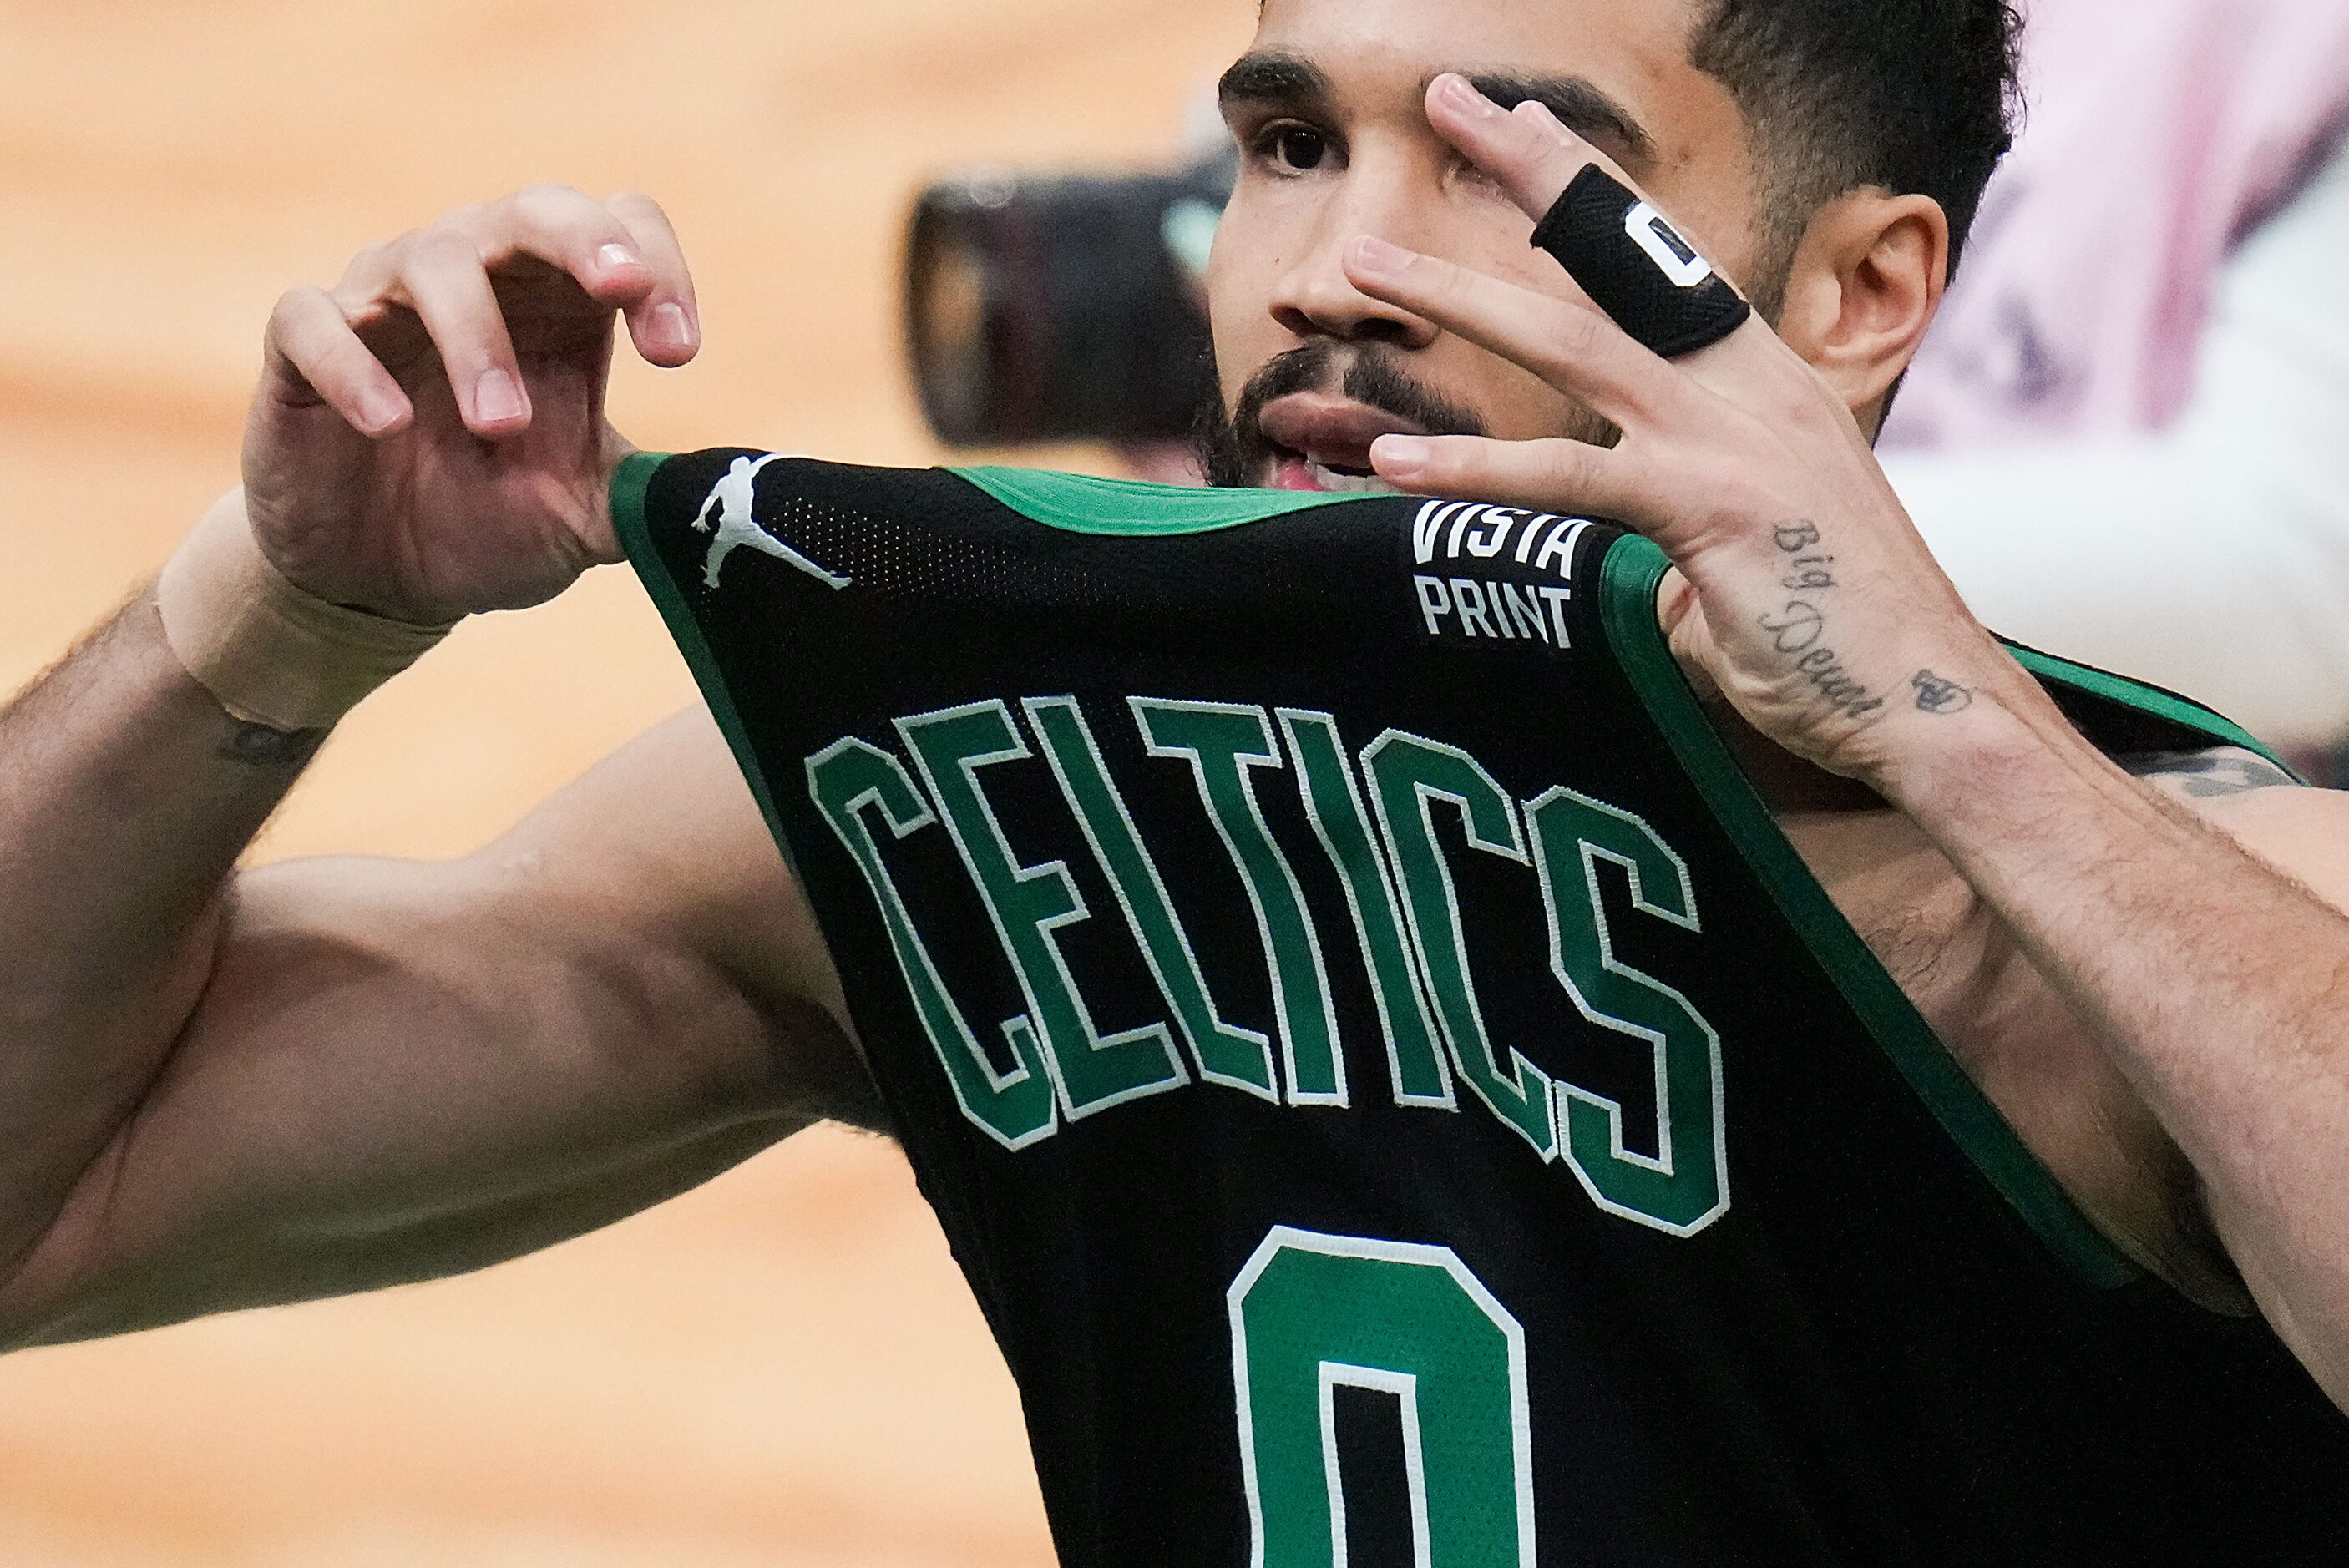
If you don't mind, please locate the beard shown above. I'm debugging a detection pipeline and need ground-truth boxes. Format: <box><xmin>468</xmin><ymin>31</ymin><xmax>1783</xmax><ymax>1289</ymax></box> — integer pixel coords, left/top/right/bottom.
<box><xmin>1191</xmin><ymin>339</ymin><xmax>1619</xmax><ymax>489</ymax></box>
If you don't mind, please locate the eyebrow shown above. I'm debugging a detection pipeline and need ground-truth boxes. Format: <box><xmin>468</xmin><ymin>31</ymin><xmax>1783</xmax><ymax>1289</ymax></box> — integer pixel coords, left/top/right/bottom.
<box><xmin>1217</xmin><ymin>51</ymin><xmax>1334</xmax><ymax>113</ymax></box>
<box><xmin>1216</xmin><ymin>51</ymin><xmax>1655</xmax><ymax>167</ymax></box>
<box><xmin>1460</xmin><ymin>71</ymin><xmax>1654</xmax><ymax>164</ymax></box>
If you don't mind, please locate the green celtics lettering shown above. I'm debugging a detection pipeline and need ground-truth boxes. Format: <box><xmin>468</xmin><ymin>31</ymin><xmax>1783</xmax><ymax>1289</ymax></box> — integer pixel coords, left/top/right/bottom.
<box><xmin>805</xmin><ymin>695</ymin><xmax>1729</xmax><ymax>1238</ymax></box>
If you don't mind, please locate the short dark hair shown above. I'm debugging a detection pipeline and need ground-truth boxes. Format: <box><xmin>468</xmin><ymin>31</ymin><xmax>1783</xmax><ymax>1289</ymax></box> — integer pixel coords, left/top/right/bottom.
<box><xmin>1689</xmin><ymin>0</ymin><xmax>2023</xmax><ymax>299</ymax></box>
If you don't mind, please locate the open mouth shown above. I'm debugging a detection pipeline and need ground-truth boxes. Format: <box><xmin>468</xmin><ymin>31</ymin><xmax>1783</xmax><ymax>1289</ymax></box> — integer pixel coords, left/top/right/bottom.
<box><xmin>1268</xmin><ymin>447</ymin><xmax>1400</xmax><ymax>494</ymax></box>
<box><xmin>1258</xmin><ymin>393</ymin><xmax>1425</xmax><ymax>495</ymax></box>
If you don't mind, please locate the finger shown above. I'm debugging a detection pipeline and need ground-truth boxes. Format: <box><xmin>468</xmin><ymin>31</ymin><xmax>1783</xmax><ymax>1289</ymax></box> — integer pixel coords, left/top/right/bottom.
<box><xmin>1368</xmin><ymin>432</ymin><xmax>1652</xmax><ymax>523</ymax></box>
<box><xmin>1421</xmin><ymin>73</ymin><xmax>1605</xmax><ymax>225</ymax></box>
<box><xmin>1344</xmin><ymin>234</ymin><xmax>1686</xmax><ymax>426</ymax></box>
<box><xmin>392</xmin><ymin>225</ymin><xmax>533</xmax><ymax>436</ymax></box>
<box><xmin>339</xmin><ymin>190</ymin><xmax>646</xmax><ymax>315</ymax></box>
<box><xmin>1425</xmin><ymin>76</ymin><xmax>1760</xmax><ymax>367</ymax></box>
<box><xmin>603</xmin><ymin>191</ymin><xmax>701</xmax><ymax>367</ymax></box>
<box><xmin>263</xmin><ymin>286</ymin><xmax>413</xmax><ymax>438</ymax></box>
<box><xmin>333</xmin><ymin>239</ymin><xmax>405</xmax><ymax>306</ymax></box>
<box><xmin>479</xmin><ymin>183</ymin><xmax>662</xmax><ymax>309</ymax></box>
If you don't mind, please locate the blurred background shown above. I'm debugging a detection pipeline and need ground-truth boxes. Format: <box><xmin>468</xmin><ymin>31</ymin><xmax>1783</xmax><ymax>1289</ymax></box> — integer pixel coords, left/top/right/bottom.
<box><xmin>0</xmin><ymin>1</ymin><xmax>1252</xmax><ymax>1561</ymax></box>
<box><xmin>8</xmin><ymin>0</ymin><xmax>2349</xmax><ymax>1560</ymax></box>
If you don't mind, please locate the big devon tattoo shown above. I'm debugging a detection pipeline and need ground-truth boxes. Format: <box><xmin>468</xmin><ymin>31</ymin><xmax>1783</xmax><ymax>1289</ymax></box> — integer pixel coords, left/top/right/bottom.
<box><xmin>1752</xmin><ymin>521</ymin><xmax>1886</xmax><ymax>723</ymax></box>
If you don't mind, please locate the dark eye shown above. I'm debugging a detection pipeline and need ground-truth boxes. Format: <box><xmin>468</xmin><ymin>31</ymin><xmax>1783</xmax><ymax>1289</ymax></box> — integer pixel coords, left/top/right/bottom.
<box><xmin>1268</xmin><ymin>126</ymin><xmax>1329</xmax><ymax>172</ymax></box>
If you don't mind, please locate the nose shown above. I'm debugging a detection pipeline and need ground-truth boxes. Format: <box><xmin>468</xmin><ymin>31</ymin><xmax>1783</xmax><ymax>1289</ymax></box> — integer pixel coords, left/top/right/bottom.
<box><xmin>1266</xmin><ymin>175</ymin><xmax>1441</xmax><ymax>350</ymax></box>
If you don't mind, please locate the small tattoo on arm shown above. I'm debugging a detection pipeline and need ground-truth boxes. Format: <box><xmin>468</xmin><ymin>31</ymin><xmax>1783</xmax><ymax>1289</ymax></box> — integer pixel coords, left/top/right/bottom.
<box><xmin>2121</xmin><ymin>748</ymin><xmax>2298</xmax><ymax>797</ymax></box>
<box><xmin>1910</xmin><ymin>671</ymin><xmax>1973</xmax><ymax>715</ymax></box>
<box><xmin>216</xmin><ymin>721</ymin><xmax>327</xmax><ymax>768</ymax></box>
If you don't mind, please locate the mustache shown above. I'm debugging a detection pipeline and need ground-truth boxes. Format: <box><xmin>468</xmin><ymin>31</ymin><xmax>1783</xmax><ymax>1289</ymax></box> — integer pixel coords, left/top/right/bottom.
<box><xmin>1194</xmin><ymin>342</ymin><xmax>1491</xmax><ymax>489</ymax></box>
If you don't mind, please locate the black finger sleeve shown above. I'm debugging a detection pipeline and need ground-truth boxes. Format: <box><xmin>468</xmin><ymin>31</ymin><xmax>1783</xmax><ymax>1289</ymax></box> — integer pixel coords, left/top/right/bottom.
<box><xmin>1529</xmin><ymin>166</ymin><xmax>1752</xmax><ymax>360</ymax></box>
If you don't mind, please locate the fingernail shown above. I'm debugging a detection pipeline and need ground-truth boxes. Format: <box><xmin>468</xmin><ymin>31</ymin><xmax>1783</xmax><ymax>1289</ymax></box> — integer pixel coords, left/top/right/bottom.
<box><xmin>357</xmin><ymin>386</ymin><xmax>408</xmax><ymax>435</ymax></box>
<box><xmin>1349</xmin><ymin>235</ymin><xmax>1412</xmax><ymax>278</ymax></box>
<box><xmin>1515</xmin><ymin>98</ymin><xmax>1577</xmax><ymax>142</ymax></box>
<box><xmin>1374</xmin><ymin>434</ymin><xmax>1432</xmax><ymax>476</ymax></box>
<box><xmin>474</xmin><ymin>367</ymin><xmax>527</xmax><ymax>423</ymax></box>
<box><xmin>597</xmin><ymin>242</ymin><xmax>642</xmax><ymax>272</ymax></box>
<box><xmin>652</xmin><ymin>301</ymin><xmax>696</xmax><ymax>349</ymax></box>
<box><xmin>1439</xmin><ymin>73</ymin><xmax>1499</xmax><ymax>118</ymax></box>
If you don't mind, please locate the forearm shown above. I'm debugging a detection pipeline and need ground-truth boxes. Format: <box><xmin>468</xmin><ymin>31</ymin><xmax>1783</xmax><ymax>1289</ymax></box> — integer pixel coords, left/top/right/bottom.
<box><xmin>0</xmin><ymin>589</ymin><xmax>322</xmax><ymax>1273</ymax></box>
<box><xmin>1883</xmin><ymin>699</ymin><xmax>2349</xmax><ymax>1390</ymax></box>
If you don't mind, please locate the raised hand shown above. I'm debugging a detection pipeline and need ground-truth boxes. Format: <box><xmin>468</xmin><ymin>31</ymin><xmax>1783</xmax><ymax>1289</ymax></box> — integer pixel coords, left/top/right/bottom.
<box><xmin>240</xmin><ymin>186</ymin><xmax>700</xmax><ymax>625</ymax></box>
<box><xmin>1349</xmin><ymin>75</ymin><xmax>2031</xmax><ymax>790</ymax></box>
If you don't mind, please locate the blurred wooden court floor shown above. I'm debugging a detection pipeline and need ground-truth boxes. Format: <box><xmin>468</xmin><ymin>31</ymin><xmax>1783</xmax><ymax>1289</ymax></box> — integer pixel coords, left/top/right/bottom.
<box><xmin>0</xmin><ymin>2</ymin><xmax>1253</xmax><ymax>1561</ymax></box>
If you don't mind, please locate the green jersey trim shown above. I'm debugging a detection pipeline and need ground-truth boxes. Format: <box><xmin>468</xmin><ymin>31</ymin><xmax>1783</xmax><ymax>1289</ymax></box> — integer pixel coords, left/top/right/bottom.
<box><xmin>609</xmin><ymin>450</ymin><xmax>801</xmax><ymax>873</ymax></box>
<box><xmin>1596</xmin><ymin>534</ymin><xmax>2139</xmax><ymax>1289</ymax></box>
<box><xmin>951</xmin><ymin>467</ymin><xmax>1364</xmax><ymax>536</ymax></box>
<box><xmin>2005</xmin><ymin>645</ymin><xmax>2293</xmax><ymax>772</ymax></box>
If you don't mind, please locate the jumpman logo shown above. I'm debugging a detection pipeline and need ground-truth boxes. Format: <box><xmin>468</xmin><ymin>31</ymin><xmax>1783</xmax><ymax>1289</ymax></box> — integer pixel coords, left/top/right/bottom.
<box><xmin>691</xmin><ymin>454</ymin><xmax>853</xmax><ymax>592</ymax></box>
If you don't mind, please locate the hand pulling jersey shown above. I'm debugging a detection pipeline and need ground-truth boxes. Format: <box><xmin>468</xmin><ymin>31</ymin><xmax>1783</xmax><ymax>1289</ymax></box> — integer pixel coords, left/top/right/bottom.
<box><xmin>614</xmin><ymin>449</ymin><xmax>2349</xmax><ymax>1565</ymax></box>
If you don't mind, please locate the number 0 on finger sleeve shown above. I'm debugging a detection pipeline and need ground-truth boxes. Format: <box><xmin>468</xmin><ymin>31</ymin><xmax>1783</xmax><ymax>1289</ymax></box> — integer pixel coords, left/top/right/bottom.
<box><xmin>1529</xmin><ymin>167</ymin><xmax>1751</xmax><ymax>360</ymax></box>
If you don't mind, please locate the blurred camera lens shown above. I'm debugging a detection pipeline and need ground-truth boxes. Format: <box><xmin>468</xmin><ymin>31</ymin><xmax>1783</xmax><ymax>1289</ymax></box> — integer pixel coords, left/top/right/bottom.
<box><xmin>904</xmin><ymin>153</ymin><xmax>1233</xmax><ymax>447</ymax></box>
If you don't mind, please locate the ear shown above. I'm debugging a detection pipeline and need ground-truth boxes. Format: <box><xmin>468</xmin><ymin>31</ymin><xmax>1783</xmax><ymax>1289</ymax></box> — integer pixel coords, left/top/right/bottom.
<box><xmin>1770</xmin><ymin>192</ymin><xmax>1949</xmax><ymax>431</ymax></box>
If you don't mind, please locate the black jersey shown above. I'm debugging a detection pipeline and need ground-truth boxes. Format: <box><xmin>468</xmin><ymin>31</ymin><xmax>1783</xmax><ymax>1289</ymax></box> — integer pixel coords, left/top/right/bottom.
<box><xmin>615</xmin><ymin>449</ymin><xmax>2349</xmax><ymax>1565</ymax></box>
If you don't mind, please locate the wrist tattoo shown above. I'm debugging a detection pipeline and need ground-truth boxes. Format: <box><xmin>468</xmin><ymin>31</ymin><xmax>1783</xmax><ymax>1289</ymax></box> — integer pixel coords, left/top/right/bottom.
<box><xmin>1910</xmin><ymin>671</ymin><xmax>1974</xmax><ymax>715</ymax></box>
<box><xmin>217</xmin><ymin>720</ymin><xmax>327</xmax><ymax>768</ymax></box>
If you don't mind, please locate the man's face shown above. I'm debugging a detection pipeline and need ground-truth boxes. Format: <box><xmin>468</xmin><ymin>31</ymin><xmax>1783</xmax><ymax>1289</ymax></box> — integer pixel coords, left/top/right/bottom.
<box><xmin>1199</xmin><ymin>0</ymin><xmax>1766</xmax><ymax>490</ymax></box>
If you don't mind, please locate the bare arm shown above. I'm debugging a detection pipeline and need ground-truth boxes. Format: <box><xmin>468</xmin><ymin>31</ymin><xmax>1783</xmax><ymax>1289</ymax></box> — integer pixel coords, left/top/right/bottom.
<box><xmin>0</xmin><ymin>594</ymin><xmax>327</xmax><ymax>1301</ymax></box>
<box><xmin>1886</xmin><ymin>726</ymin><xmax>2349</xmax><ymax>1399</ymax></box>
<box><xmin>0</xmin><ymin>183</ymin><xmax>878</xmax><ymax>1347</ymax></box>
<box><xmin>0</xmin><ymin>616</ymin><xmax>870</xmax><ymax>1348</ymax></box>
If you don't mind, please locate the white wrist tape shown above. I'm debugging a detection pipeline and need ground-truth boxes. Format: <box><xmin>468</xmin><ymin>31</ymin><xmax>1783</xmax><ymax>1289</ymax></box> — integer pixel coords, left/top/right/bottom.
<box><xmin>155</xmin><ymin>491</ymin><xmax>458</xmax><ymax>732</ymax></box>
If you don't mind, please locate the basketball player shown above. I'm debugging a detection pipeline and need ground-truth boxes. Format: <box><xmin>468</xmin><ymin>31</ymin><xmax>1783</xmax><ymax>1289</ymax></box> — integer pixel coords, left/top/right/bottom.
<box><xmin>5</xmin><ymin>0</ymin><xmax>2349</xmax><ymax>1558</ymax></box>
